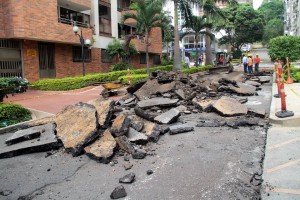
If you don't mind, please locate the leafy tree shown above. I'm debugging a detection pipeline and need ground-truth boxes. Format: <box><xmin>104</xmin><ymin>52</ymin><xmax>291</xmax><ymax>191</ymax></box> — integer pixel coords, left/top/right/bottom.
<box><xmin>181</xmin><ymin>15</ymin><xmax>214</xmax><ymax>66</ymax></box>
<box><xmin>262</xmin><ymin>18</ymin><xmax>284</xmax><ymax>45</ymax></box>
<box><xmin>123</xmin><ymin>0</ymin><xmax>171</xmax><ymax>74</ymax></box>
<box><xmin>257</xmin><ymin>0</ymin><xmax>284</xmax><ymax>45</ymax></box>
<box><xmin>268</xmin><ymin>36</ymin><xmax>300</xmax><ymax>62</ymax></box>
<box><xmin>215</xmin><ymin>4</ymin><xmax>264</xmax><ymax>53</ymax></box>
<box><xmin>258</xmin><ymin>0</ymin><xmax>284</xmax><ymax>24</ymax></box>
<box><xmin>107</xmin><ymin>39</ymin><xmax>137</xmax><ymax>64</ymax></box>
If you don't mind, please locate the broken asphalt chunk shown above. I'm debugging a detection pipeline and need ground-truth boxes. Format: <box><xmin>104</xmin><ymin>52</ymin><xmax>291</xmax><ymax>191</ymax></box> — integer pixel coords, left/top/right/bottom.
<box><xmin>154</xmin><ymin>108</ymin><xmax>180</xmax><ymax>124</ymax></box>
<box><xmin>119</xmin><ymin>173</ymin><xmax>135</xmax><ymax>184</ymax></box>
<box><xmin>131</xmin><ymin>121</ymin><xmax>144</xmax><ymax>132</ymax></box>
<box><xmin>55</xmin><ymin>103</ymin><xmax>99</xmax><ymax>156</ymax></box>
<box><xmin>169</xmin><ymin>125</ymin><xmax>194</xmax><ymax>135</ymax></box>
<box><xmin>5</xmin><ymin>130</ymin><xmax>41</xmax><ymax>146</ymax></box>
<box><xmin>127</xmin><ymin>128</ymin><xmax>148</xmax><ymax>144</ymax></box>
<box><xmin>84</xmin><ymin>130</ymin><xmax>116</xmax><ymax>163</ymax></box>
<box><xmin>111</xmin><ymin>114</ymin><xmax>131</xmax><ymax>137</ymax></box>
<box><xmin>137</xmin><ymin>98</ymin><xmax>179</xmax><ymax>109</ymax></box>
<box><xmin>212</xmin><ymin>96</ymin><xmax>248</xmax><ymax>116</ymax></box>
<box><xmin>110</xmin><ymin>185</ymin><xmax>127</xmax><ymax>199</ymax></box>
<box><xmin>196</xmin><ymin>119</ymin><xmax>226</xmax><ymax>127</ymax></box>
<box><xmin>0</xmin><ymin>123</ymin><xmax>60</xmax><ymax>159</ymax></box>
<box><xmin>115</xmin><ymin>136</ymin><xmax>135</xmax><ymax>154</ymax></box>
<box><xmin>89</xmin><ymin>99</ymin><xmax>114</xmax><ymax>128</ymax></box>
<box><xmin>132</xmin><ymin>148</ymin><xmax>147</xmax><ymax>159</ymax></box>
<box><xmin>174</xmin><ymin>89</ymin><xmax>185</xmax><ymax>100</ymax></box>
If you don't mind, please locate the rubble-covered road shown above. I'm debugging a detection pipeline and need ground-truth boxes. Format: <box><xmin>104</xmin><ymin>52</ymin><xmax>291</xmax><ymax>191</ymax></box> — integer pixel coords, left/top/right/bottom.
<box><xmin>0</xmin><ymin>70</ymin><xmax>273</xmax><ymax>200</ymax></box>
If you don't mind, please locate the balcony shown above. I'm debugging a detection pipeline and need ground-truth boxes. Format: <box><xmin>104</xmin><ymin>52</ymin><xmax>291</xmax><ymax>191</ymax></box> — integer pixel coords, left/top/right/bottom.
<box><xmin>58</xmin><ymin>7</ymin><xmax>90</xmax><ymax>28</ymax></box>
<box><xmin>121</xmin><ymin>9</ymin><xmax>137</xmax><ymax>26</ymax></box>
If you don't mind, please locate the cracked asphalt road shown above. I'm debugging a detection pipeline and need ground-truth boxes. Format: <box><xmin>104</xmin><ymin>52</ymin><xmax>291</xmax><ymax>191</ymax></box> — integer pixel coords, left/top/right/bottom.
<box><xmin>0</xmin><ymin>72</ymin><xmax>273</xmax><ymax>200</ymax></box>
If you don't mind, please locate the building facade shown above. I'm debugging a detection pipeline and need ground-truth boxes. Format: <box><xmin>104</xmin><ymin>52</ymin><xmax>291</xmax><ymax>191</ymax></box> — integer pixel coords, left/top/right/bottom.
<box><xmin>284</xmin><ymin>0</ymin><xmax>300</xmax><ymax>36</ymax></box>
<box><xmin>0</xmin><ymin>0</ymin><xmax>162</xmax><ymax>82</ymax></box>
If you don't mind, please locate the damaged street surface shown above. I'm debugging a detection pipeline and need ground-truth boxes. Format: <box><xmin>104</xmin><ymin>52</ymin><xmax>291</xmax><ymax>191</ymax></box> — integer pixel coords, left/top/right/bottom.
<box><xmin>0</xmin><ymin>67</ymin><xmax>274</xmax><ymax>200</ymax></box>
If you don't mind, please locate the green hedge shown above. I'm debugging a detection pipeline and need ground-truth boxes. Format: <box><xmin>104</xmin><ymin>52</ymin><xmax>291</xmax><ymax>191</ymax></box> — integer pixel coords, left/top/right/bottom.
<box><xmin>0</xmin><ymin>103</ymin><xmax>32</xmax><ymax>127</ymax></box>
<box><xmin>118</xmin><ymin>74</ymin><xmax>149</xmax><ymax>85</ymax></box>
<box><xmin>31</xmin><ymin>65</ymin><xmax>212</xmax><ymax>91</ymax></box>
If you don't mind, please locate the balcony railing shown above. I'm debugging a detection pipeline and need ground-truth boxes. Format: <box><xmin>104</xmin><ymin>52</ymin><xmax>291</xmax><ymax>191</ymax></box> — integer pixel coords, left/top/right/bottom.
<box><xmin>58</xmin><ymin>17</ymin><xmax>90</xmax><ymax>28</ymax></box>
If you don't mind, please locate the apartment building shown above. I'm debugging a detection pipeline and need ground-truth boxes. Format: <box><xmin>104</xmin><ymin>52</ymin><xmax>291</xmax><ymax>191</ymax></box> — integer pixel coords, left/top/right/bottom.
<box><xmin>284</xmin><ymin>0</ymin><xmax>300</xmax><ymax>36</ymax></box>
<box><xmin>0</xmin><ymin>0</ymin><xmax>162</xmax><ymax>82</ymax></box>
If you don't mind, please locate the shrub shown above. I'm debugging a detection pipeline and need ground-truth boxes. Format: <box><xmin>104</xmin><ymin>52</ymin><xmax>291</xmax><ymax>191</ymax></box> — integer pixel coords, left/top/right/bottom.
<box><xmin>31</xmin><ymin>65</ymin><xmax>173</xmax><ymax>91</ymax></box>
<box><xmin>111</xmin><ymin>63</ymin><xmax>134</xmax><ymax>71</ymax></box>
<box><xmin>161</xmin><ymin>57</ymin><xmax>173</xmax><ymax>66</ymax></box>
<box><xmin>232</xmin><ymin>49</ymin><xmax>242</xmax><ymax>59</ymax></box>
<box><xmin>268</xmin><ymin>36</ymin><xmax>300</xmax><ymax>62</ymax></box>
<box><xmin>181</xmin><ymin>65</ymin><xmax>212</xmax><ymax>74</ymax></box>
<box><xmin>118</xmin><ymin>74</ymin><xmax>149</xmax><ymax>85</ymax></box>
<box><xmin>0</xmin><ymin>77</ymin><xmax>29</xmax><ymax>102</ymax></box>
<box><xmin>0</xmin><ymin>103</ymin><xmax>32</xmax><ymax>127</ymax></box>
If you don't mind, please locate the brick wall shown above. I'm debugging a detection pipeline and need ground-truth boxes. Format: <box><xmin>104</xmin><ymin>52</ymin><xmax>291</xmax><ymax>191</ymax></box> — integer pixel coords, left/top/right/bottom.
<box><xmin>132</xmin><ymin>27</ymin><xmax>162</xmax><ymax>54</ymax></box>
<box><xmin>0</xmin><ymin>0</ymin><xmax>92</xmax><ymax>44</ymax></box>
<box><xmin>22</xmin><ymin>40</ymin><xmax>104</xmax><ymax>82</ymax></box>
<box><xmin>0</xmin><ymin>1</ymin><xmax>4</xmax><ymax>38</ymax></box>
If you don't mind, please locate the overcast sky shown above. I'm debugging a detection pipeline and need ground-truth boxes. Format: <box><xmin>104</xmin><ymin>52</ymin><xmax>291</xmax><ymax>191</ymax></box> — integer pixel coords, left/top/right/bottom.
<box><xmin>253</xmin><ymin>0</ymin><xmax>263</xmax><ymax>10</ymax></box>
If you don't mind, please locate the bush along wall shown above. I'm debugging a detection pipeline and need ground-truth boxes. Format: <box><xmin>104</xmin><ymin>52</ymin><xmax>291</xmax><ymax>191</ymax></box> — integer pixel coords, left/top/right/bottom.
<box><xmin>0</xmin><ymin>103</ymin><xmax>32</xmax><ymax>127</ymax></box>
<box><xmin>31</xmin><ymin>65</ymin><xmax>211</xmax><ymax>91</ymax></box>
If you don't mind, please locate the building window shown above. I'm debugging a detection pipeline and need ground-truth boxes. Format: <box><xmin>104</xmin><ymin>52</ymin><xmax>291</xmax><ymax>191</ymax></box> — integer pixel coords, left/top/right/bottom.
<box><xmin>153</xmin><ymin>54</ymin><xmax>161</xmax><ymax>65</ymax></box>
<box><xmin>140</xmin><ymin>53</ymin><xmax>146</xmax><ymax>64</ymax></box>
<box><xmin>99</xmin><ymin>2</ymin><xmax>112</xmax><ymax>36</ymax></box>
<box><xmin>118</xmin><ymin>24</ymin><xmax>136</xmax><ymax>39</ymax></box>
<box><xmin>117</xmin><ymin>0</ymin><xmax>131</xmax><ymax>11</ymax></box>
<box><xmin>101</xmin><ymin>49</ymin><xmax>112</xmax><ymax>63</ymax></box>
<box><xmin>72</xmin><ymin>46</ymin><xmax>91</xmax><ymax>62</ymax></box>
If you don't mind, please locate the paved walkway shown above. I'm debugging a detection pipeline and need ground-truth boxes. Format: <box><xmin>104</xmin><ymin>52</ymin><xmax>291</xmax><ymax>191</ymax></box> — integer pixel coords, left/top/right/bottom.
<box><xmin>262</xmin><ymin>77</ymin><xmax>300</xmax><ymax>199</ymax></box>
<box><xmin>3</xmin><ymin>85</ymin><xmax>125</xmax><ymax>114</ymax></box>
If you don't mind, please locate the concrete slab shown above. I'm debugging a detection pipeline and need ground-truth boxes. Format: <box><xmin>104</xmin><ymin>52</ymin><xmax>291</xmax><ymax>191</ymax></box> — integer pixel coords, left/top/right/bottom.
<box><xmin>137</xmin><ymin>98</ymin><xmax>179</xmax><ymax>108</ymax></box>
<box><xmin>262</xmin><ymin>126</ymin><xmax>300</xmax><ymax>200</ymax></box>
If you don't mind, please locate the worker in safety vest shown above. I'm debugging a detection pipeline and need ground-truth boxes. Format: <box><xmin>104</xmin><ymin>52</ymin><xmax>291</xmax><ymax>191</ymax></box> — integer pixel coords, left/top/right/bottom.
<box><xmin>254</xmin><ymin>54</ymin><xmax>260</xmax><ymax>72</ymax></box>
<box><xmin>247</xmin><ymin>55</ymin><xmax>253</xmax><ymax>74</ymax></box>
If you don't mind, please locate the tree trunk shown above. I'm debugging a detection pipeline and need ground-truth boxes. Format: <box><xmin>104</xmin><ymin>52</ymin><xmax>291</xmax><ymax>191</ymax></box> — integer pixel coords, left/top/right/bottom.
<box><xmin>145</xmin><ymin>31</ymin><xmax>150</xmax><ymax>75</ymax></box>
<box><xmin>173</xmin><ymin>1</ymin><xmax>181</xmax><ymax>71</ymax></box>
<box><xmin>205</xmin><ymin>27</ymin><xmax>213</xmax><ymax>65</ymax></box>
<box><xmin>195</xmin><ymin>35</ymin><xmax>199</xmax><ymax>67</ymax></box>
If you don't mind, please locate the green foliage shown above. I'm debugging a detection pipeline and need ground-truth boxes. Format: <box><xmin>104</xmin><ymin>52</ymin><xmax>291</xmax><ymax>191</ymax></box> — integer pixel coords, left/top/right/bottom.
<box><xmin>0</xmin><ymin>77</ymin><xmax>29</xmax><ymax>102</ymax></box>
<box><xmin>268</xmin><ymin>36</ymin><xmax>300</xmax><ymax>62</ymax></box>
<box><xmin>290</xmin><ymin>65</ymin><xmax>300</xmax><ymax>82</ymax></box>
<box><xmin>262</xmin><ymin>18</ymin><xmax>284</xmax><ymax>45</ymax></box>
<box><xmin>107</xmin><ymin>39</ymin><xmax>138</xmax><ymax>63</ymax></box>
<box><xmin>0</xmin><ymin>103</ymin><xmax>31</xmax><ymax>127</ymax></box>
<box><xmin>31</xmin><ymin>65</ymin><xmax>173</xmax><ymax>91</ymax></box>
<box><xmin>118</xmin><ymin>74</ymin><xmax>149</xmax><ymax>85</ymax></box>
<box><xmin>181</xmin><ymin>65</ymin><xmax>212</xmax><ymax>74</ymax></box>
<box><xmin>111</xmin><ymin>63</ymin><xmax>134</xmax><ymax>71</ymax></box>
<box><xmin>258</xmin><ymin>0</ymin><xmax>284</xmax><ymax>24</ymax></box>
<box><xmin>216</xmin><ymin>4</ymin><xmax>264</xmax><ymax>49</ymax></box>
<box><xmin>161</xmin><ymin>56</ymin><xmax>173</xmax><ymax>66</ymax></box>
<box><xmin>232</xmin><ymin>49</ymin><xmax>242</xmax><ymax>59</ymax></box>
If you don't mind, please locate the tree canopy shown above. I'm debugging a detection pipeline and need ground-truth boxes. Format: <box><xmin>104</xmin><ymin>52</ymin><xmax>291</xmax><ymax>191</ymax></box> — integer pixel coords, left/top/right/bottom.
<box><xmin>257</xmin><ymin>0</ymin><xmax>284</xmax><ymax>45</ymax></box>
<box><xmin>215</xmin><ymin>4</ymin><xmax>264</xmax><ymax>50</ymax></box>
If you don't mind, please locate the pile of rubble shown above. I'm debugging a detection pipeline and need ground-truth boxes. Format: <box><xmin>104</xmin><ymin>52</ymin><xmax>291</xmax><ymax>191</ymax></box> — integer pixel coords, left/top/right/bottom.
<box><xmin>0</xmin><ymin>71</ymin><xmax>271</xmax><ymax>161</ymax></box>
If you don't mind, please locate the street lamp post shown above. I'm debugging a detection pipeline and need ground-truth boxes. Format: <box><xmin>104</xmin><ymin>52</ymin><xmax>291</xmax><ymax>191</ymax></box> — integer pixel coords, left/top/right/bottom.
<box><xmin>73</xmin><ymin>26</ymin><xmax>91</xmax><ymax>76</ymax></box>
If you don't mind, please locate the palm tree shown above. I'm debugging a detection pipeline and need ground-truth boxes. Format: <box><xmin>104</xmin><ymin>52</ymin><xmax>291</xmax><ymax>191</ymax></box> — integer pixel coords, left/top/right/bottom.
<box><xmin>122</xmin><ymin>0</ymin><xmax>171</xmax><ymax>74</ymax></box>
<box><xmin>198</xmin><ymin>0</ymin><xmax>237</xmax><ymax>65</ymax></box>
<box><xmin>181</xmin><ymin>15</ymin><xmax>214</xmax><ymax>66</ymax></box>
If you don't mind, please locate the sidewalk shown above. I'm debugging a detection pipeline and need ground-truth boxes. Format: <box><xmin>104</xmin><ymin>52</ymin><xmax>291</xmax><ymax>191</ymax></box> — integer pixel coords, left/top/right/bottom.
<box><xmin>262</xmin><ymin>80</ymin><xmax>300</xmax><ymax>199</ymax></box>
<box><xmin>3</xmin><ymin>85</ymin><xmax>125</xmax><ymax>115</ymax></box>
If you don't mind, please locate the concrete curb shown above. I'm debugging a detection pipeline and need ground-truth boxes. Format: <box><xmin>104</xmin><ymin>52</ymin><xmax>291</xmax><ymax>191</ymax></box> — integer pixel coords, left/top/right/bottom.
<box><xmin>269</xmin><ymin>73</ymin><xmax>300</xmax><ymax>126</ymax></box>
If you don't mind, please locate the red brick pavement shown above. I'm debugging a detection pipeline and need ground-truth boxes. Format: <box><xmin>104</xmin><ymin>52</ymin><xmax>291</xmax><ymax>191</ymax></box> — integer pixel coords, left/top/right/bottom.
<box><xmin>3</xmin><ymin>85</ymin><xmax>125</xmax><ymax>114</ymax></box>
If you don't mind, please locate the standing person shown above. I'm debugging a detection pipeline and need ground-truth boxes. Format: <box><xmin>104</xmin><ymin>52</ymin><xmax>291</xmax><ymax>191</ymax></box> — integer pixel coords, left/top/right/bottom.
<box><xmin>242</xmin><ymin>54</ymin><xmax>248</xmax><ymax>74</ymax></box>
<box><xmin>254</xmin><ymin>54</ymin><xmax>260</xmax><ymax>72</ymax></box>
<box><xmin>184</xmin><ymin>55</ymin><xmax>190</xmax><ymax>68</ymax></box>
<box><xmin>247</xmin><ymin>55</ymin><xmax>253</xmax><ymax>74</ymax></box>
